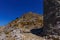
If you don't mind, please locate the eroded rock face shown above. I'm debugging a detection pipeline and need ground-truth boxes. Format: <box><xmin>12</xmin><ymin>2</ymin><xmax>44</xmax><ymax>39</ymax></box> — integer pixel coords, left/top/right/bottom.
<box><xmin>43</xmin><ymin>0</ymin><xmax>60</xmax><ymax>36</ymax></box>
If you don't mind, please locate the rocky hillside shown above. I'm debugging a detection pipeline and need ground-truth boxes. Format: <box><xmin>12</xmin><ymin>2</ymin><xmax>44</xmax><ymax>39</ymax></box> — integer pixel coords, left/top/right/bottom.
<box><xmin>6</xmin><ymin>12</ymin><xmax>43</xmax><ymax>32</ymax></box>
<box><xmin>0</xmin><ymin>28</ymin><xmax>45</xmax><ymax>40</ymax></box>
<box><xmin>0</xmin><ymin>12</ymin><xmax>44</xmax><ymax>40</ymax></box>
<box><xmin>0</xmin><ymin>27</ymin><xmax>5</xmax><ymax>32</ymax></box>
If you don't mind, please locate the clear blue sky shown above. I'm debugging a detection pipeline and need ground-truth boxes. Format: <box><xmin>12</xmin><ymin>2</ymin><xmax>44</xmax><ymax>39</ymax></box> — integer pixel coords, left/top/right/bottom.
<box><xmin>0</xmin><ymin>0</ymin><xmax>43</xmax><ymax>26</ymax></box>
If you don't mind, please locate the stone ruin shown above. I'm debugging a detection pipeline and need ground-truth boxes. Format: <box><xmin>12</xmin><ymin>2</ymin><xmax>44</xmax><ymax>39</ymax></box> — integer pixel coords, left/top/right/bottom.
<box><xmin>42</xmin><ymin>0</ymin><xmax>60</xmax><ymax>40</ymax></box>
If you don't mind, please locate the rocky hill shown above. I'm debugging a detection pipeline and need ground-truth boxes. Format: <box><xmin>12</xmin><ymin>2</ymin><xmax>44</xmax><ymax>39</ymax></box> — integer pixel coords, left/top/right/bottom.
<box><xmin>6</xmin><ymin>12</ymin><xmax>43</xmax><ymax>32</ymax></box>
<box><xmin>0</xmin><ymin>12</ymin><xmax>44</xmax><ymax>40</ymax></box>
<box><xmin>0</xmin><ymin>27</ymin><xmax>5</xmax><ymax>32</ymax></box>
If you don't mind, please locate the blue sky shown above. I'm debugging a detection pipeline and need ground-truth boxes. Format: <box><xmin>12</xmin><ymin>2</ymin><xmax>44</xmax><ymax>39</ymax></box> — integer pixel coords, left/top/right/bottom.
<box><xmin>0</xmin><ymin>0</ymin><xmax>43</xmax><ymax>26</ymax></box>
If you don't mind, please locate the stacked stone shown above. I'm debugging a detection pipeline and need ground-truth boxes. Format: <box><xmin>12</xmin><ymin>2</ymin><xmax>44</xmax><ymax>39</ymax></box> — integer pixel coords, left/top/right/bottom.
<box><xmin>43</xmin><ymin>0</ymin><xmax>60</xmax><ymax>40</ymax></box>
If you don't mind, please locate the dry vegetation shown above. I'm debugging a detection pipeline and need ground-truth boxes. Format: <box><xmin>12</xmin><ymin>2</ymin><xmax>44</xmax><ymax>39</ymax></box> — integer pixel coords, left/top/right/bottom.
<box><xmin>7</xmin><ymin>12</ymin><xmax>43</xmax><ymax>32</ymax></box>
<box><xmin>0</xmin><ymin>12</ymin><xmax>44</xmax><ymax>40</ymax></box>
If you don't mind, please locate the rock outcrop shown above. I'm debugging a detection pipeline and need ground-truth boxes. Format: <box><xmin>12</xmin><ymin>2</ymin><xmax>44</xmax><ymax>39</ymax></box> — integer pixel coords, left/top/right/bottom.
<box><xmin>6</xmin><ymin>12</ymin><xmax>43</xmax><ymax>32</ymax></box>
<box><xmin>0</xmin><ymin>12</ymin><xmax>44</xmax><ymax>40</ymax></box>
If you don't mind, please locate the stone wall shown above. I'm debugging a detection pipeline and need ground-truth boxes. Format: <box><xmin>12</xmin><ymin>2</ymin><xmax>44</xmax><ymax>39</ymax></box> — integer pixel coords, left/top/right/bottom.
<box><xmin>43</xmin><ymin>0</ymin><xmax>60</xmax><ymax>36</ymax></box>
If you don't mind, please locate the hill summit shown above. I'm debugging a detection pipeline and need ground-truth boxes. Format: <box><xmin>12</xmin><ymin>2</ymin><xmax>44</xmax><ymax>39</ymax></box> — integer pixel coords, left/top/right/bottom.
<box><xmin>0</xmin><ymin>12</ymin><xmax>44</xmax><ymax>40</ymax></box>
<box><xmin>6</xmin><ymin>12</ymin><xmax>43</xmax><ymax>32</ymax></box>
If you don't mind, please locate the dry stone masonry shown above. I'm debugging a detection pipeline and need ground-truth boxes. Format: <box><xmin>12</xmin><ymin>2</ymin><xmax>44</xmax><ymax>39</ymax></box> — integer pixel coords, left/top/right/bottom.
<box><xmin>43</xmin><ymin>0</ymin><xmax>60</xmax><ymax>40</ymax></box>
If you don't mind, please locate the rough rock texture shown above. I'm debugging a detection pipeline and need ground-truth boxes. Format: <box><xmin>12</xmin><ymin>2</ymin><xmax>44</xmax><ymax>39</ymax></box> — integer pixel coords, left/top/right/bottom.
<box><xmin>0</xmin><ymin>27</ymin><xmax>5</xmax><ymax>33</ymax></box>
<box><xmin>6</xmin><ymin>12</ymin><xmax>43</xmax><ymax>32</ymax></box>
<box><xmin>0</xmin><ymin>12</ymin><xmax>44</xmax><ymax>40</ymax></box>
<box><xmin>0</xmin><ymin>28</ymin><xmax>44</xmax><ymax>40</ymax></box>
<box><xmin>43</xmin><ymin>0</ymin><xmax>60</xmax><ymax>40</ymax></box>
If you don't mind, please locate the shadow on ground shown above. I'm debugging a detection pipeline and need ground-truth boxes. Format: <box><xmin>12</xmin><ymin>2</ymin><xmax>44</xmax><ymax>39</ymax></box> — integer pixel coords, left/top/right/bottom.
<box><xmin>30</xmin><ymin>27</ymin><xmax>43</xmax><ymax>37</ymax></box>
